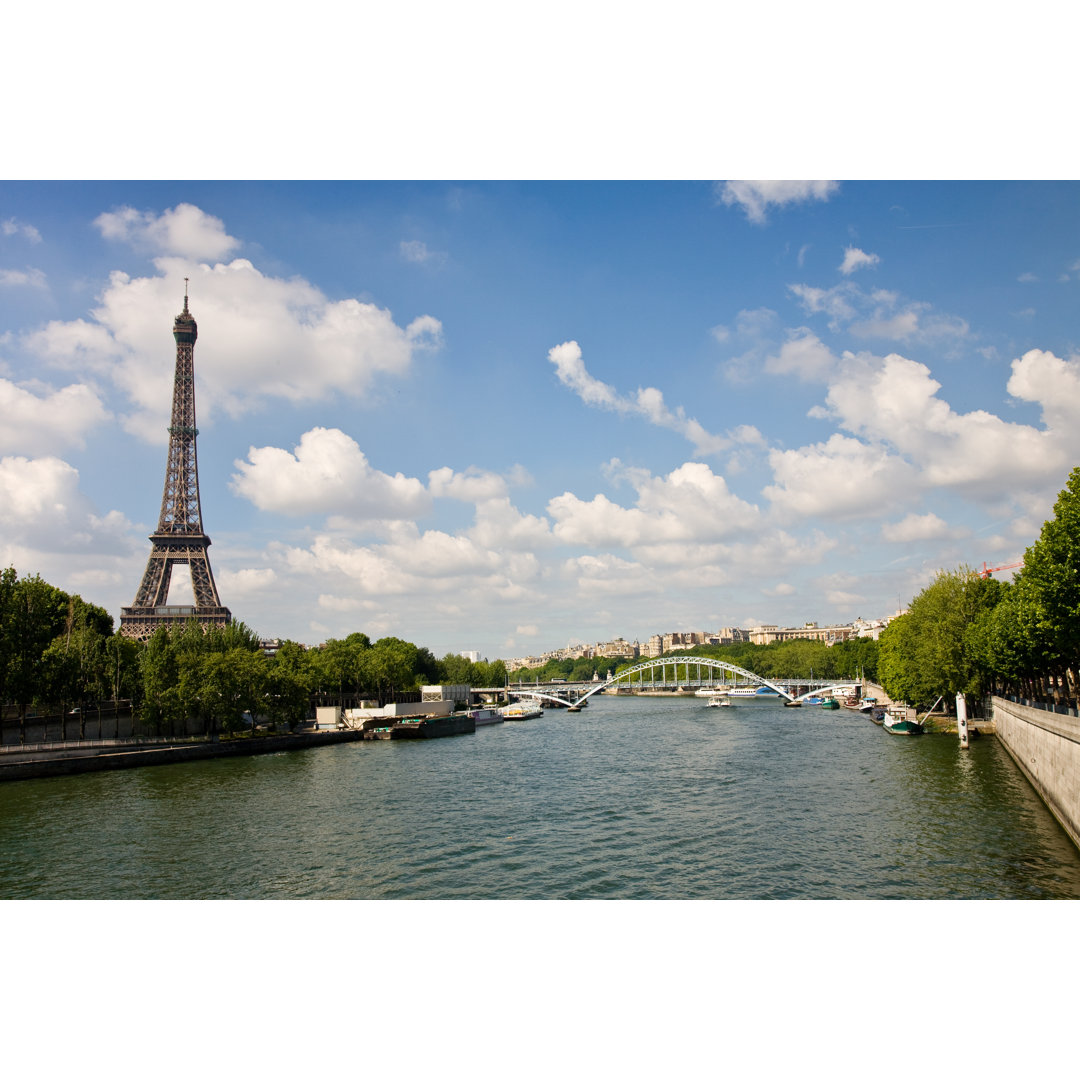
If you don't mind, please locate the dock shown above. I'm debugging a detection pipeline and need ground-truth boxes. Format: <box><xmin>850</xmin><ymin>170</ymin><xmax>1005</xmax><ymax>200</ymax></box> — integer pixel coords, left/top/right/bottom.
<box><xmin>0</xmin><ymin>729</ymin><xmax>367</xmax><ymax>783</ymax></box>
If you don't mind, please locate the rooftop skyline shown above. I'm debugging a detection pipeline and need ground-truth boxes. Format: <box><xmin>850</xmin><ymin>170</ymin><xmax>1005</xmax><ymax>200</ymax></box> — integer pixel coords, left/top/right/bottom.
<box><xmin>2</xmin><ymin>181</ymin><xmax>1077</xmax><ymax>657</ymax></box>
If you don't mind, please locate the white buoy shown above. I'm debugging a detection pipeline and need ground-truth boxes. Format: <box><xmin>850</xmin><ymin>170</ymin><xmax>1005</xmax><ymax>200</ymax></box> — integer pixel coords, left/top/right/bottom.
<box><xmin>956</xmin><ymin>693</ymin><xmax>969</xmax><ymax>749</ymax></box>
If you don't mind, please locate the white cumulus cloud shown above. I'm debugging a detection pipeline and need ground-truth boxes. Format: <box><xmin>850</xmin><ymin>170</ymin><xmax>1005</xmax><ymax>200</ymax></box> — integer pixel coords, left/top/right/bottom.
<box><xmin>764</xmin><ymin>330</ymin><xmax>839</xmax><ymax>382</ymax></box>
<box><xmin>230</xmin><ymin>427</ymin><xmax>433</xmax><ymax>520</ymax></box>
<box><xmin>548</xmin><ymin>340</ymin><xmax>626</xmax><ymax>412</ymax></box>
<box><xmin>25</xmin><ymin>234</ymin><xmax>442</xmax><ymax>440</ymax></box>
<box><xmin>0</xmin><ymin>379</ymin><xmax>109</xmax><ymax>455</ymax></box>
<box><xmin>1006</xmin><ymin>348</ymin><xmax>1080</xmax><ymax>435</ymax></box>
<box><xmin>839</xmin><ymin>247</ymin><xmax>881</xmax><ymax>275</ymax></box>
<box><xmin>549</xmin><ymin>460</ymin><xmax>763</xmax><ymax>547</ymax></box>
<box><xmin>95</xmin><ymin>203</ymin><xmax>239</xmax><ymax>260</ymax></box>
<box><xmin>822</xmin><ymin>351</ymin><xmax>1070</xmax><ymax>497</ymax></box>
<box><xmin>882</xmin><ymin>512</ymin><xmax>958</xmax><ymax>543</ymax></box>
<box><xmin>717</xmin><ymin>181</ymin><xmax>839</xmax><ymax>224</ymax></box>
<box><xmin>215</xmin><ymin>567</ymin><xmax>279</xmax><ymax>597</ymax></box>
<box><xmin>0</xmin><ymin>455</ymin><xmax>135</xmax><ymax>555</ymax></box>
<box><xmin>765</xmin><ymin>433</ymin><xmax>920</xmax><ymax>521</ymax></box>
<box><xmin>548</xmin><ymin>340</ymin><xmax>762</xmax><ymax>457</ymax></box>
<box><xmin>428</xmin><ymin>465</ymin><xmax>509</xmax><ymax>502</ymax></box>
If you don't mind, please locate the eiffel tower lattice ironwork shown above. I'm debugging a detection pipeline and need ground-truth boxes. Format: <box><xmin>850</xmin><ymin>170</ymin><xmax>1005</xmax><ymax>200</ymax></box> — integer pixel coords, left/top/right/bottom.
<box><xmin>120</xmin><ymin>284</ymin><xmax>231</xmax><ymax>641</ymax></box>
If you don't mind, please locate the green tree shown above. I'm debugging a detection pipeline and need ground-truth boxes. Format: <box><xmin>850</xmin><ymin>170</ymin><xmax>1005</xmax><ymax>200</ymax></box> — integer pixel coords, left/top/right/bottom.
<box><xmin>7</xmin><ymin>574</ymin><xmax>69</xmax><ymax>742</ymax></box>
<box><xmin>438</xmin><ymin>652</ymin><xmax>474</xmax><ymax>686</ymax></box>
<box><xmin>40</xmin><ymin>594</ymin><xmax>114</xmax><ymax>736</ymax></box>
<box><xmin>105</xmin><ymin>633</ymin><xmax>142</xmax><ymax>706</ymax></box>
<box><xmin>0</xmin><ymin>566</ymin><xmax>19</xmax><ymax>710</ymax></box>
<box><xmin>140</xmin><ymin>626</ymin><xmax>181</xmax><ymax>735</ymax></box>
<box><xmin>313</xmin><ymin>632</ymin><xmax>371</xmax><ymax>703</ymax></box>
<box><xmin>200</xmin><ymin>647</ymin><xmax>267</xmax><ymax>734</ymax></box>
<box><xmin>878</xmin><ymin>567</ymin><xmax>1004</xmax><ymax>706</ymax></box>
<box><xmin>266</xmin><ymin>641</ymin><xmax>312</xmax><ymax>728</ymax></box>
<box><xmin>414</xmin><ymin>646</ymin><xmax>440</xmax><ymax>686</ymax></box>
<box><xmin>369</xmin><ymin>637</ymin><xmax>419</xmax><ymax>699</ymax></box>
<box><xmin>1014</xmin><ymin>465</ymin><xmax>1080</xmax><ymax>703</ymax></box>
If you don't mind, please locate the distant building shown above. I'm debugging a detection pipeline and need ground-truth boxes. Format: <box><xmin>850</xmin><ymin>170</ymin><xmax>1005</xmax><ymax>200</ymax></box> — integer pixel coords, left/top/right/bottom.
<box><xmin>595</xmin><ymin>637</ymin><xmax>639</xmax><ymax>660</ymax></box>
<box><xmin>662</xmin><ymin>631</ymin><xmax>712</xmax><ymax>652</ymax></box>
<box><xmin>748</xmin><ymin>622</ymin><xmax>856</xmax><ymax>646</ymax></box>
<box><xmin>502</xmin><ymin>613</ymin><xmax>896</xmax><ymax>671</ymax></box>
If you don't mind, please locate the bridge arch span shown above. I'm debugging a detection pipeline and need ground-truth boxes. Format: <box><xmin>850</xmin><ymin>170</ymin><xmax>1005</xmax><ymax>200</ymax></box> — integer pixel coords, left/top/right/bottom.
<box><xmin>568</xmin><ymin>656</ymin><xmax>795</xmax><ymax>709</ymax></box>
<box><xmin>510</xmin><ymin>689</ymin><xmax>588</xmax><ymax>709</ymax></box>
<box><xmin>788</xmin><ymin>684</ymin><xmax>858</xmax><ymax>705</ymax></box>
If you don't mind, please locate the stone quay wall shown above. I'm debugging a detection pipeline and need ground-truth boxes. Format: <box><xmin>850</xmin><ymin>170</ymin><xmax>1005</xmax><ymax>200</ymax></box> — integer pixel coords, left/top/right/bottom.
<box><xmin>0</xmin><ymin>730</ymin><xmax>365</xmax><ymax>783</ymax></box>
<box><xmin>991</xmin><ymin>695</ymin><xmax>1080</xmax><ymax>851</ymax></box>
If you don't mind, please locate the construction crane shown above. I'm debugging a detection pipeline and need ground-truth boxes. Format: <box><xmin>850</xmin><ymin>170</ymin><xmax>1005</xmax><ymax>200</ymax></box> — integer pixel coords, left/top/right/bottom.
<box><xmin>979</xmin><ymin>560</ymin><xmax>1023</xmax><ymax>578</ymax></box>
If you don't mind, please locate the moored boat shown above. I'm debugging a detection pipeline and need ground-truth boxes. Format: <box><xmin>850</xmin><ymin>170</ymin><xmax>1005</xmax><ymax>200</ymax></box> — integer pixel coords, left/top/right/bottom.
<box><xmin>882</xmin><ymin>708</ymin><xmax>923</xmax><ymax>735</ymax></box>
<box><xmin>469</xmin><ymin>707</ymin><xmax>504</xmax><ymax>727</ymax></box>
<box><xmin>502</xmin><ymin>703</ymin><xmax>542</xmax><ymax>720</ymax></box>
<box><xmin>820</xmin><ymin>696</ymin><xmax>840</xmax><ymax>710</ymax></box>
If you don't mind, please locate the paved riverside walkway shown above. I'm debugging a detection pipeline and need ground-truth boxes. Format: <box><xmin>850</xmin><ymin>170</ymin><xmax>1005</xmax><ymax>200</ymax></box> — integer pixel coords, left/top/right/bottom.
<box><xmin>0</xmin><ymin>729</ymin><xmax>364</xmax><ymax>783</ymax></box>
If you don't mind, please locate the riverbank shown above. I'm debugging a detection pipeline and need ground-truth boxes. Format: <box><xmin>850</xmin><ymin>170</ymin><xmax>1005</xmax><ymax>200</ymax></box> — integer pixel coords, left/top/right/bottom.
<box><xmin>859</xmin><ymin>681</ymin><xmax>995</xmax><ymax>735</ymax></box>
<box><xmin>0</xmin><ymin>729</ymin><xmax>365</xmax><ymax>783</ymax></box>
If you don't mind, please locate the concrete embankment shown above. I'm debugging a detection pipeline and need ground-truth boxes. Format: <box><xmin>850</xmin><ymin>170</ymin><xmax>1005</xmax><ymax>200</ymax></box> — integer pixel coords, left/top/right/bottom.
<box><xmin>0</xmin><ymin>729</ymin><xmax>365</xmax><ymax>783</ymax></box>
<box><xmin>992</xmin><ymin>696</ymin><xmax>1080</xmax><ymax>851</ymax></box>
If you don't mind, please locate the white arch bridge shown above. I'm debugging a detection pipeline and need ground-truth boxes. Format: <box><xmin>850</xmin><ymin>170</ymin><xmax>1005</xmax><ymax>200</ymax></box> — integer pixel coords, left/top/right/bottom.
<box><xmin>512</xmin><ymin>656</ymin><xmax>857</xmax><ymax>711</ymax></box>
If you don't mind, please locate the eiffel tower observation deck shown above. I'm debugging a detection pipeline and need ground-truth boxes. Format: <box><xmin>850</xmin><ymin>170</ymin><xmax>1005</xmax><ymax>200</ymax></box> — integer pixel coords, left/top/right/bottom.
<box><xmin>120</xmin><ymin>283</ymin><xmax>231</xmax><ymax>641</ymax></box>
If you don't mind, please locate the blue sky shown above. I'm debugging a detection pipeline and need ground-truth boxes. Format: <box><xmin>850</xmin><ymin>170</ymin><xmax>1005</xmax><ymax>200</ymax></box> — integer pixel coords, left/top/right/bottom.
<box><xmin>2</xmin><ymin>180</ymin><xmax>1079</xmax><ymax>658</ymax></box>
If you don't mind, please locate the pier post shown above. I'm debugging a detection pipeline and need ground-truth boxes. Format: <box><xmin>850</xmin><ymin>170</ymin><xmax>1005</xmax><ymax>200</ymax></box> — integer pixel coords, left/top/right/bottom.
<box><xmin>956</xmin><ymin>693</ymin><xmax>969</xmax><ymax>749</ymax></box>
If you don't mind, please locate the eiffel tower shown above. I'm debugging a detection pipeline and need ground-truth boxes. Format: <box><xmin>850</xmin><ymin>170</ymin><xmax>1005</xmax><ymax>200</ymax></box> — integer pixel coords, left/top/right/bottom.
<box><xmin>120</xmin><ymin>282</ymin><xmax>231</xmax><ymax>641</ymax></box>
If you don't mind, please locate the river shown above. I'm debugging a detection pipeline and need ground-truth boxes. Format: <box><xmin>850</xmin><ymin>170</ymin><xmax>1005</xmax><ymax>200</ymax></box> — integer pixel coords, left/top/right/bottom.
<box><xmin>2</xmin><ymin>694</ymin><xmax>1079</xmax><ymax>899</ymax></box>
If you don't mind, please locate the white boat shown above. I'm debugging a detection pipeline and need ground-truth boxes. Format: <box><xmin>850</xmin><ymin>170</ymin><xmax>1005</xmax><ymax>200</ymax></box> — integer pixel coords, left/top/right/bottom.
<box><xmin>502</xmin><ymin>703</ymin><xmax>542</xmax><ymax>721</ymax></box>
<box><xmin>706</xmin><ymin>697</ymin><xmax>732</xmax><ymax>708</ymax></box>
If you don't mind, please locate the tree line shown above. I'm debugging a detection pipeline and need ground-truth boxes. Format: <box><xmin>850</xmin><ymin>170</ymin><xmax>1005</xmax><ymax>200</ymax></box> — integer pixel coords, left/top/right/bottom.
<box><xmin>0</xmin><ymin>570</ymin><xmax>507</xmax><ymax>740</ymax></box>
<box><xmin>878</xmin><ymin>466</ymin><xmax>1080</xmax><ymax>710</ymax></box>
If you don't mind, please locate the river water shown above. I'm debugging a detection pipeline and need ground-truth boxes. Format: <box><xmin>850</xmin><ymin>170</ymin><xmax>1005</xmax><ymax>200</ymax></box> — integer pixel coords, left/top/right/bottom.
<box><xmin>3</xmin><ymin>694</ymin><xmax>1079</xmax><ymax>899</ymax></box>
